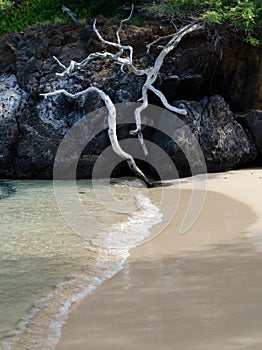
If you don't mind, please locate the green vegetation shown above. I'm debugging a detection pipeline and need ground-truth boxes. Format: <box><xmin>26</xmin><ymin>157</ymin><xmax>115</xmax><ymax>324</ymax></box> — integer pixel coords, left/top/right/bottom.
<box><xmin>147</xmin><ymin>0</ymin><xmax>261</xmax><ymax>45</ymax></box>
<box><xmin>0</xmin><ymin>0</ymin><xmax>12</xmax><ymax>11</ymax></box>
<box><xmin>0</xmin><ymin>0</ymin><xmax>94</xmax><ymax>36</ymax></box>
<box><xmin>201</xmin><ymin>0</ymin><xmax>261</xmax><ymax>45</ymax></box>
<box><xmin>181</xmin><ymin>0</ymin><xmax>262</xmax><ymax>45</ymax></box>
<box><xmin>0</xmin><ymin>0</ymin><xmax>261</xmax><ymax>45</ymax></box>
<box><xmin>0</xmin><ymin>0</ymin><xmax>66</xmax><ymax>36</ymax></box>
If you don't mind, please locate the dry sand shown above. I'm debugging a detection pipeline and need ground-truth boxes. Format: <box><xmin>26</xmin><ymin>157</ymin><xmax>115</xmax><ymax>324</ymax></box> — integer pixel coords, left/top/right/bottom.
<box><xmin>56</xmin><ymin>169</ymin><xmax>262</xmax><ymax>350</ymax></box>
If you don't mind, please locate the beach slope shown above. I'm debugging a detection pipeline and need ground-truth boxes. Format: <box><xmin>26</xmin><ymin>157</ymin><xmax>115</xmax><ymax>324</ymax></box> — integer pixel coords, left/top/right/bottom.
<box><xmin>56</xmin><ymin>169</ymin><xmax>262</xmax><ymax>350</ymax></box>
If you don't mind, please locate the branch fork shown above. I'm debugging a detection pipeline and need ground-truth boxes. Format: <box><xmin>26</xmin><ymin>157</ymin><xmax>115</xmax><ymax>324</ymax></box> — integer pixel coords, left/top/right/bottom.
<box><xmin>41</xmin><ymin>7</ymin><xmax>202</xmax><ymax>186</ymax></box>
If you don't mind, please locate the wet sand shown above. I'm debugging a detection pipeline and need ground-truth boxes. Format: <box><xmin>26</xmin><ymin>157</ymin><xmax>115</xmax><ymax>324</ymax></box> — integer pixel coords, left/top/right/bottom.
<box><xmin>56</xmin><ymin>169</ymin><xmax>262</xmax><ymax>350</ymax></box>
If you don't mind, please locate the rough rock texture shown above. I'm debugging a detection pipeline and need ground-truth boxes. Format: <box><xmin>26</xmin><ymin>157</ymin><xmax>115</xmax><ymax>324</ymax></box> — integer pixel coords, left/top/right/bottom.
<box><xmin>236</xmin><ymin>110</ymin><xmax>262</xmax><ymax>156</ymax></box>
<box><xmin>0</xmin><ymin>21</ymin><xmax>261</xmax><ymax>179</ymax></box>
<box><xmin>0</xmin><ymin>71</ymin><xmax>145</xmax><ymax>178</ymax></box>
<box><xmin>0</xmin><ymin>74</ymin><xmax>25</xmax><ymax>177</ymax></box>
<box><xmin>151</xmin><ymin>96</ymin><xmax>257</xmax><ymax>178</ymax></box>
<box><xmin>151</xmin><ymin>29</ymin><xmax>262</xmax><ymax>113</ymax></box>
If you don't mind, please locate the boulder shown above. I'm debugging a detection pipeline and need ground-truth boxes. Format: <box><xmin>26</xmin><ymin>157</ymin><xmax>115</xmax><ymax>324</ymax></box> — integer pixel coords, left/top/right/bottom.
<box><xmin>236</xmin><ymin>110</ymin><xmax>262</xmax><ymax>155</ymax></box>
<box><xmin>150</xmin><ymin>96</ymin><xmax>257</xmax><ymax>178</ymax></box>
<box><xmin>0</xmin><ymin>74</ymin><xmax>25</xmax><ymax>177</ymax></box>
<box><xmin>0</xmin><ymin>22</ymin><xmax>261</xmax><ymax>179</ymax></box>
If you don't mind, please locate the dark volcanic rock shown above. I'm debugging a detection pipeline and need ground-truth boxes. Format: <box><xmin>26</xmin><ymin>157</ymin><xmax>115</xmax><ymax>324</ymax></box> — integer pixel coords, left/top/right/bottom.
<box><xmin>0</xmin><ymin>21</ymin><xmax>261</xmax><ymax>179</ymax></box>
<box><xmin>198</xmin><ymin>96</ymin><xmax>257</xmax><ymax>171</ymax></box>
<box><xmin>150</xmin><ymin>96</ymin><xmax>257</xmax><ymax>178</ymax></box>
<box><xmin>0</xmin><ymin>74</ymin><xmax>25</xmax><ymax>177</ymax></box>
<box><xmin>236</xmin><ymin>110</ymin><xmax>262</xmax><ymax>156</ymax></box>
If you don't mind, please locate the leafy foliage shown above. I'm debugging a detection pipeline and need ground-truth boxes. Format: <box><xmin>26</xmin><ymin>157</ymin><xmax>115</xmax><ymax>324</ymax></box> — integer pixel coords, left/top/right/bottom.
<box><xmin>150</xmin><ymin>0</ymin><xmax>261</xmax><ymax>45</ymax></box>
<box><xmin>0</xmin><ymin>0</ymin><xmax>261</xmax><ymax>45</ymax></box>
<box><xmin>199</xmin><ymin>0</ymin><xmax>262</xmax><ymax>45</ymax></box>
<box><xmin>0</xmin><ymin>0</ymin><xmax>12</xmax><ymax>11</ymax></box>
<box><xmin>0</xmin><ymin>0</ymin><xmax>66</xmax><ymax>36</ymax></box>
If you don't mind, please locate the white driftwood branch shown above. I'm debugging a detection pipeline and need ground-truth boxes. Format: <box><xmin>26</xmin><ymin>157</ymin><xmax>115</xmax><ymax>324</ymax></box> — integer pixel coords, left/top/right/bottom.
<box><xmin>53</xmin><ymin>56</ymin><xmax>67</xmax><ymax>70</ymax></box>
<box><xmin>129</xmin><ymin>22</ymin><xmax>202</xmax><ymax>138</ymax></box>
<box><xmin>116</xmin><ymin>3</ymin><xmax>134</xmax><ymax>45</ymax></box>
<box><xmin>146</xmin><ymin>85</ymin><xmax>187</xmax><ymax>115</ymax></box>
<box><xmin>62</xmin><ymin>5</ymin><xmax>78</xmax><ymax>22</ymax></box>
<box><xmin>146</xmin><ymin>33</ymin><xmax>176</xmax><ymax>53</ymax></box>
<box><xmin>55</xmin><ymin>52</ymin><xmax>117</xmax><ymax>77</ymax></box>
<box><xmin>91</xmin><ymin>20</ymin><xmax>201</xmax><ymax>152</ymax></box>
<box><xmin>92</xmin><ymin>19</ymin><xmax>134</xmax><ymax>63</ymax></box>
<box><xmin>42</xmin><ymin>10</ymin><xmax>202</xmax><ymax>184</ymax></box>
<box><xmin>40</xmin><ymin>88</ymin><xmax>153</xmax><ymax>186</ymax></box>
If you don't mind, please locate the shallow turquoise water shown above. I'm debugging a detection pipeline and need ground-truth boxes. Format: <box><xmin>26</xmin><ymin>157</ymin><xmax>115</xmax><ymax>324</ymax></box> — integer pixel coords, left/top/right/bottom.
<box><xmin>0</xmin><ymin>180</ymin><xmax>160</xmax><ymax>350</ymax></box>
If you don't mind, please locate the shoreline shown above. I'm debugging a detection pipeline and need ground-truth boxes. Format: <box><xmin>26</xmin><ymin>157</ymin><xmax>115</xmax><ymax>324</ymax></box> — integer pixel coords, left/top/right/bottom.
<box><xmin>56</xmin><ymin>169</ymin><xmax>262</xmax><ymax>350</ymax></box>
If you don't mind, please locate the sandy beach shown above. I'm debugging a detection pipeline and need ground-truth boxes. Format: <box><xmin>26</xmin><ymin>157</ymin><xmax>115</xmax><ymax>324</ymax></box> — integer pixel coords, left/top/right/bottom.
<box><xmin>56</xmin><ymin>169</ymin><xmax>262</xmax><ymax>350</ymax></box>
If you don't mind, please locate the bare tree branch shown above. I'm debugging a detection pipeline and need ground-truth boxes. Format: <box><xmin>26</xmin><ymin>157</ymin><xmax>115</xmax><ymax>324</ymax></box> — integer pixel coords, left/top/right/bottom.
<box><xmin>92</xmin><ymin>19</ymin><xmax>134</xmax><ymax>64</ymax></box>
<box><xmin>41</xmin><ymin>9</ymin><xmax>202</xmax><ymax>185</ymax></box>
<box><xmin>40</xmin><ymin>87</ymin><xmax>153</xmax><ymax>186</ymax></box>
<box><xmin>61</xmin><ymin>5</ymin><xmax>78</xmax><ymax>22</ymax></box>
<box><xmin>116</xmin><ymin>3</ymin><xmax>134</xmax><ymax>45</ymax></box>
<box><xmin>146</xmin><ymin>33</ymin><xmax>176</xmax><ymax>53</ymax></box>
<box><xmin>128</xmin><ymin>22</ymin><xmax>202</xmax><ymax>139</ymax></box>
<box><xmin>146</xmin><ymin>85</ymin><xmax>187</xmax><ymax>114</ymax></box>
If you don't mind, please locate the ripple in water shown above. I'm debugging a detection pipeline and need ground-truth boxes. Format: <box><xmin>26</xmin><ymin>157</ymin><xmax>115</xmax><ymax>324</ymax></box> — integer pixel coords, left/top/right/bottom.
<box><xmin>0</xmin><ymin>180</ymin><xmax>161</xmax><ymax>350</ymax></box>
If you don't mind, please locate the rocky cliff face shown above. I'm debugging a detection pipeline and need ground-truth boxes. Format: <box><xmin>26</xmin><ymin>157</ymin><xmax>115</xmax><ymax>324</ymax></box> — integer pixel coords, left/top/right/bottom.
<box><xmin>0</xmin><ymin>20</ymin><xmax>261</xmax><ymax>179</ymax></box>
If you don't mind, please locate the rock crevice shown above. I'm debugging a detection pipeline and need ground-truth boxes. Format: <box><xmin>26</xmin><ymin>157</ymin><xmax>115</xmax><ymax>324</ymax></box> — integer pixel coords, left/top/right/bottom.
<box><xmin>0</xmin><ymin>21</ymin><xmax>261</xmax><ymax>179</ymax></box>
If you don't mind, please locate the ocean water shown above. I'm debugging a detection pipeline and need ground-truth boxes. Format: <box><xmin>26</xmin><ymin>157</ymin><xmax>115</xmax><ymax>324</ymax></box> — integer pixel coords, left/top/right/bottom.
<box><xmin>0</xmin><ymin>179</ymin><xmax>161</xmax><ymax>350</ymax></box>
